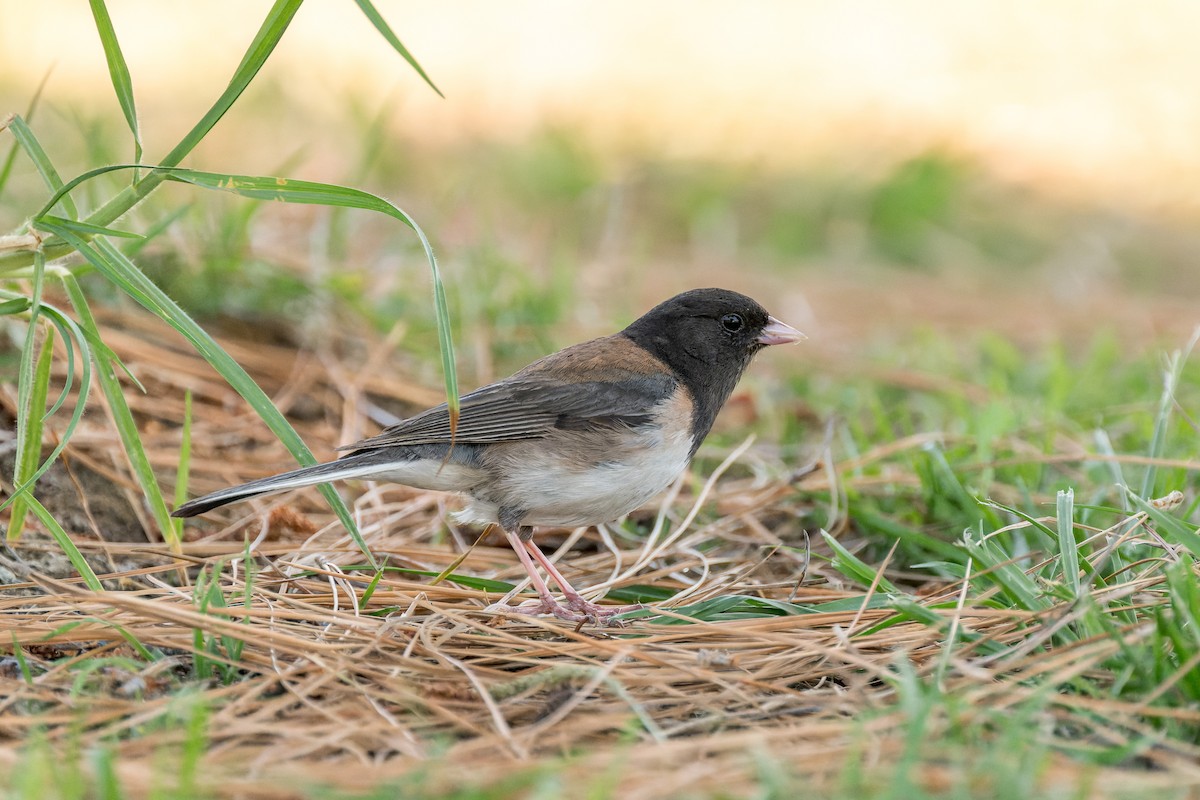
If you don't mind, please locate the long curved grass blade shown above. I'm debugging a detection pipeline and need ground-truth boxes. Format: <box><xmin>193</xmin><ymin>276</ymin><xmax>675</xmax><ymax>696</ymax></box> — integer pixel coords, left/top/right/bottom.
<box><xmin>163</xmin><ymin>168</ymin><xmax>459</xmax><ymax>423</ymax></box>
<box><xmin>33</xmin><ymin>219</ymin><xmax>377</xmax><ymax>568</ymax></box>
<box><xmin>9</xmin><ymin>246</ymin><xmax>48</xmax><ymax>542</ymax></box>
<box><xmin>352</xmin><ymin>0</ymin><xmax>443</xmax><ymax>98</ymax></box>
<box><xmin>32</xmin><ymin>165</ymin><xmax>459</xmax><ymax>429</ymax></box>
<box><xmin>0</xmin><ymin>0</ymin><xmax>303</xmax><ymax>273</ymax></box>
<box><xmin>87</xmin><ymin>0</ymin><xmax>142</xmax><ymax>164</ymax></box>
<box><xmin>0</xmin><ymin>0</ymin><xmax>442</xmax><ymax>273</ymax></box>
<box><xmin>156</xmin><ymin>0</ymin><xmax>304</xmax><ymax>170</ymax></box>
<box><xmin>822</xmin><ymin>530</ymin><xmax>900</xmax><ymax>593</ymax></box>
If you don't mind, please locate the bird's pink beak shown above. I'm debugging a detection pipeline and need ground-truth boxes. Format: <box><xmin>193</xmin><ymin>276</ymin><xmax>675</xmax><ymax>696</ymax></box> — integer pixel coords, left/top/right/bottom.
<box><xmin>757</xmin><ymin>316</ymin><xmax>806</xmax><ymax>346</ymax></box>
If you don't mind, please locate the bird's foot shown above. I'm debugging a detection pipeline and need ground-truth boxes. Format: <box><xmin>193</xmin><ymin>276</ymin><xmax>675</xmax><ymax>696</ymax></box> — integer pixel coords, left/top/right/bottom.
<box><xmin>487</xmin><ymin>596</ymin><xmax>644</xmax><ymax>627</ymax></box>
<box><xmin>564</xmin><ymin>595</ymin><xmax>645</xmax><ymax>618</ymax></box>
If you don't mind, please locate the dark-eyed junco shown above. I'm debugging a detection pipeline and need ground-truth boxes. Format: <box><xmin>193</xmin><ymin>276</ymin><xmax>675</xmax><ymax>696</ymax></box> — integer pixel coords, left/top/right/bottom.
<box><xmin>173</xmin><ymin>288</ymin><xmax>804</xmax><ymax>622</ymax></box>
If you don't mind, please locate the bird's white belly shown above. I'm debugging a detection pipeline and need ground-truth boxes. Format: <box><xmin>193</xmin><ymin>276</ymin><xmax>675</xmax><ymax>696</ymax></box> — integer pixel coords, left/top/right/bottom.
<box><xmin>457</xmin><ymin>425</ymin><xmax>694</xmax><ymax>528</ymax></box>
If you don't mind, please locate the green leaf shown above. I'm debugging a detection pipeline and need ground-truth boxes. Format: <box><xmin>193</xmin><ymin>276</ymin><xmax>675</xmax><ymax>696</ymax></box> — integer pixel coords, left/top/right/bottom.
<box><xmin>823</xmin><ymin>530</ymin><xmax>899</xmax><ymax>593</ymax></box>
<box><xmin>979</xmin><ymin>498</ymin><xmax>1058</xmax><ymax>545</ymax></box>
<box><xmin>352</xmin><ymin>0</ymin><xmax>444</xmax><ymax>98</ymax></box>
<box><xmin>373</xmin><ymin>566</ymin><xmax>513</xmax><ymax>593</ymax></box>
<box><xmin>1140</xmin><ymin>330</ymin><xmax>1197</xmax><ymax>498</ymax></box>
<box><xmin>604</xmin><ymin>584</ymin><xmax>677</xmax><ymax>603</ymax></box>
<box><xmin>88</xmin><ymin>0</ymin><xmax>142</xmax><ymax>163</ymax></box>
<box><xmin>797</xmin><ymin>594</ymin><xmax>896</xmax><ymax>614</ymax></box>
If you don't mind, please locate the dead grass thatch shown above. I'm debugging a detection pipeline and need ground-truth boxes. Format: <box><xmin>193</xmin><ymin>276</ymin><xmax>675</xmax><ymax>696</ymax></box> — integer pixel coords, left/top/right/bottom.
<box><xmin>2</xmin><ymin>310</ymin><xmax>1200</xmax><ymax>799</ymax></box>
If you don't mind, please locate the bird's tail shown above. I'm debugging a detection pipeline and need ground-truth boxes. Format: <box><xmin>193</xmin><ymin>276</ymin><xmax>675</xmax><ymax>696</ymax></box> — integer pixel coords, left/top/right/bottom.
<box><xmin>171</xmin><ymin>453</ymin><xmax>395</xmax><ymax>518</ymax></box>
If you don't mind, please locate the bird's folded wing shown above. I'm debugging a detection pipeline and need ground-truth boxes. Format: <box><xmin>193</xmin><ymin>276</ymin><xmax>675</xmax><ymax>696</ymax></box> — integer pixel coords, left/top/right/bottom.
<box><xmin>340</xmin><ymin>373</ymin><xmax>677</xmax><ymax>451</ymax></box>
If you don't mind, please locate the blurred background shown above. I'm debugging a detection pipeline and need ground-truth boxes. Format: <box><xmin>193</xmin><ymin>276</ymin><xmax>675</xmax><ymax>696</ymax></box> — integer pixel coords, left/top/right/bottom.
<box><xmin>2</xmin><ymin>0</ymin><xmax>1199</xmax><ymax>386</ymax></box>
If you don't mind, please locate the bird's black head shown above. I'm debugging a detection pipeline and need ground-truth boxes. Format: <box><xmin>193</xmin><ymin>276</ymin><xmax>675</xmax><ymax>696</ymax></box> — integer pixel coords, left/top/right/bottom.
<box><xmin>622</xmin><ymin>288</ymin><xmax>803</xmax><ymax>449</ymax></box>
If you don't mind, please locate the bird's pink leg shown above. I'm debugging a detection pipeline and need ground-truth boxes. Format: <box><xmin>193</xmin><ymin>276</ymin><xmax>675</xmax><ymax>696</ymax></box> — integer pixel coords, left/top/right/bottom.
<box><xmin>487</xmin><ymin>530</ymin><xmax>643</xmax><ymax>624</ymax></box>
<box><xmin>491</xmin><ymin>530</ymin><xmax>582</xmax><ymax>622</ymax></box>
<box><xmin>522</xmin><ymin>539</ymin><xmax>644</xmax><ymax>619</ymax></box>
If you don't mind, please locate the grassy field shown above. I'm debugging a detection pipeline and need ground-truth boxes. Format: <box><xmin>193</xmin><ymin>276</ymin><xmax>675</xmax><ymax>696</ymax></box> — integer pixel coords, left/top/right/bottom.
<box><xmin>3</xmin><ymin>4</ymin><xmax>1200</xmax><ymax>799</ymax></box>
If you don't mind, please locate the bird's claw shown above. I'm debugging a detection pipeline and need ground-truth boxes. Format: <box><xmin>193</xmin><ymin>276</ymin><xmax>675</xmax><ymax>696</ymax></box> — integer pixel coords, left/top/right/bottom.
<box><xmin>486</xmin><ymin>598</ymin><xmax>645</xmax><ymax>627</ymax></box>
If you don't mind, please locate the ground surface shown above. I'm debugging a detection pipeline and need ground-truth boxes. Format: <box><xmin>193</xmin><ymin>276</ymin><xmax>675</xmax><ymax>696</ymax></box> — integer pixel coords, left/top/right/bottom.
<box><xmin>3</xmin><ymin>284</ymin><xmax>1200</xmax><ymax>798</ymax></box>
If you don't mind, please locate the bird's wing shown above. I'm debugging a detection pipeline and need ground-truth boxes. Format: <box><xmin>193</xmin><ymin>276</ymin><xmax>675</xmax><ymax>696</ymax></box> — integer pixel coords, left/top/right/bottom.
<box><xmin>341</xmin><ymin>371</ymin><xmax>677</xmax><ymax>452</ymax></box>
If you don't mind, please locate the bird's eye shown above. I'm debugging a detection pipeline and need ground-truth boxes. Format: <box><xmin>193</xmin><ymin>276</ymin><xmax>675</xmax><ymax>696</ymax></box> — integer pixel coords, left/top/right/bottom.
<box><xmin>720</xmin><ymin>313</ymin><xmax>744</xmax><ymax>332</ymax></box>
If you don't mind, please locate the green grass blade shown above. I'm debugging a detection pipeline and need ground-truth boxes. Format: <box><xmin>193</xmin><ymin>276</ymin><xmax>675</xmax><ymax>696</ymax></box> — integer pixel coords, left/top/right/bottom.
<box><xmin>1056</xmin><ymin>488</ymin><xmax>1081</xmax><ymax>597</ymax></box>
<box><xmin>0</xmin><ymin>0</ymin><xmax>443</xmax><ymax>273</ymax></box>
<box><xmin>31</xmin><ymin>164</ymin><xmax>460</xmax><ymax>428</ymax></box>
<box><xmin>0</xmin><ymin>1</ymin><xmax>303</xmax><ymax>272</ymax></box>
<box><xmin>364</xmin><ymin>566</ymin><xmax>512</xmax><ymax>593</ymax></box>
<box><xmin>34</xmin><ymin>219</ymin><xmax>377</xmax><ymax>568</ymax></box>
<box><xmin>33</xmin><ymin>164</ymin><xmax>143</xmax><ymax>221</ymax></box>
<box><xmin>1125</xmin><ymin>489</ymin><xmax>1200</xmax><ymax>560</ymax></box>
<box><xmin>978</xmin><ymin>498</ymin><xmax>1058</xmax><ymax>545</ymax></box>
<box><xmin>359</xmin><ymin>569</ymin><xmax>384</xmax><ymax>605</ymax></box>
<box><xmin>10</xmin><ymin>247</ymin><xmax>46</xmax><ymax>537</ymax></box>
<box><xmin>23</xmin><ymin>494</ymin><xmax>104</xmax><ymax>591</ymax></box>
<box><xmin>822</xmin><ymin>530</ymin><xmax>900</xmax><ymax>593</ymax></box>
<box><xmin>0</xmin><ymin>298</ymin><xmax>32</xmax><ymax>315</ymax></box>
<box><xmin>8</xmin><ymin>323</ymin><xmax>55</xmax><ymax>542</ymax></box>
<box><xmin>961</xmin><ymin>527</ymin><xmax>1050</xmax><ymax>611</ymax></box>
<box><xmin>121</xmin><ymin>202</ymin><xmax>193</xmax><ymax>258</ymax></box>
<box><xmin>159</xmin><ymin>0</ymin><xmax>303</xmax><ymax>170</ymax></box>
<box><xmin>87</xmin><ymin>0</ymin><xmax>142</xmax><ymax>163</ymax></box>
<box><xmin>1140</xmin><ymin>330</ymin><xmax>1197</xmax><ymax>498</ymax></box>
<box><xmin>0</xmin><ymin>292</ymin><xmax>94</xmax><ymax>517</ymax></box>
<box><xmin>6</xmin><ymin>115</ymin><xmax>77</xmax><ymax>219</ymax></box>
<box><xmin>174</xmin><ymin>390</ymin><xmax>193</xmax><ymax>542</ymax></box>
<box><xmin>38</xmin><ymin>215</ymin><xmax>142</xmax><ymax>240</ymax></box>
<box><xmin>351</xmin><ymin>0</ymin><xmax>444</xmax><ymax>98</ymax></box>
<box><xmin>60</xmin><ymin>265</ymin><xmax>178</xmax><ymax>550</ymax></box>
<box><xmin>41</xmin><ymin>310</ymin><xmax>77</xmax><ymax>420</ymax></box>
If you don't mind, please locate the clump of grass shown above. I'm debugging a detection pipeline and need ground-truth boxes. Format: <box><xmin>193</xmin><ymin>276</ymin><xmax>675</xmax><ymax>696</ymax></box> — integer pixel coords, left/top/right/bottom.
<box><xmin>1</xmin><ymin>0</ymin><xmax>453</xmax><ymax>568</ymax></box>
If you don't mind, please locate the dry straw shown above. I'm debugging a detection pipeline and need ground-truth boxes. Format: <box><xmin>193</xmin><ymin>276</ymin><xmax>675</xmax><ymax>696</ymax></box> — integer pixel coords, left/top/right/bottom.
<box><xmin>2</xmin><ymin>315</ymin><xmax>1198</xmax><ymax>798</ymax></box>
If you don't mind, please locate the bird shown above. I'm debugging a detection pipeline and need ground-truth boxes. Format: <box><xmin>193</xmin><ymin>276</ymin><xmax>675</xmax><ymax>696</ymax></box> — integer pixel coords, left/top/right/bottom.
<box><xmin>172</xmin><ymin>288</ymin><xmax>805</xmax><ymax>623</ymax></box>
